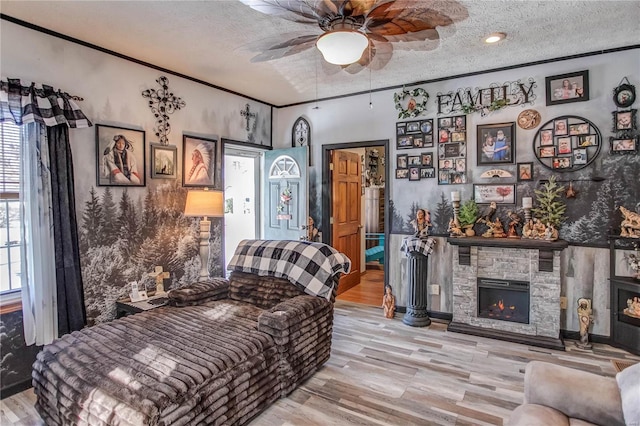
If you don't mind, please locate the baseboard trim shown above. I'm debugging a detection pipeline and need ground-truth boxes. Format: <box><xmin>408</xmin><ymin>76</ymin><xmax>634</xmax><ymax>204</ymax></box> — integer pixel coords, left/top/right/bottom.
<box><xmin>394</xmin><ymin>306</ymin><xmax>452</xmax><ymax>321</ymax></box>
<box><xmin>1</xmin><ymin>378</ymin><xmax>32</xmax><ymax>400</ymax></box>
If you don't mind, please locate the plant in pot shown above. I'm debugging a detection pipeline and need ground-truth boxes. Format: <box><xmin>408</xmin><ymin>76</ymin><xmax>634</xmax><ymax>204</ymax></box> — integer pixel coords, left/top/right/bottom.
<box><xmin>458</xmin><ymin>199</ymin><xmax>479</xmax><ymax>236</ymax></box>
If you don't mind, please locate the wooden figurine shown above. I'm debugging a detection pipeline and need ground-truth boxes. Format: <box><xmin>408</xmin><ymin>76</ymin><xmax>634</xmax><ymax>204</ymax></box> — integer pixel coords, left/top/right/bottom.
<box><xmin>149</xmin><ymin>266</ymin><xmax>170</xmax><ymax>296</ymax></box>
<box><xmin>576</xmin><ymin>298</ymin><xmax>593</xmax><ymax>350</ymax></box>
<box><xmin>382</xmin><ymin>285</ymin><xmax>396</xmax><ymax>319</ymax></box>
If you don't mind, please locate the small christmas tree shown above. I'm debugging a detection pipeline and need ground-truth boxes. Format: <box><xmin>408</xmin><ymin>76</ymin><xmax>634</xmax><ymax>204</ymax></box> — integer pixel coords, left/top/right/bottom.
<box><xmin>531</xmin><ymin>176</ymin><xmax>566</xmax><ymax>228</ymax></box>
<box><xmin>458</xmin><ymin>199</ymin><xmax>479</xmax><ymax>227</ymax></box>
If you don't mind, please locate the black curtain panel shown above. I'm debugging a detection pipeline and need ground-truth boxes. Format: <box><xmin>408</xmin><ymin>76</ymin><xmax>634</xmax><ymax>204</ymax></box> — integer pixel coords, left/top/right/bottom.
<box><xmin>47</xmin><ymin>124</ymin><xmax>86</xmax><ymax>335</ymax></box>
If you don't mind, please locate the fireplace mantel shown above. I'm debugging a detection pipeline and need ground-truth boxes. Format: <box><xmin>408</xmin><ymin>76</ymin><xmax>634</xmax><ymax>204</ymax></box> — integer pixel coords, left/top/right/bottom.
<box><xmin>447</xmin><ymin>237</ymin><xmax>568</xmax><ymax>272</ymax></box>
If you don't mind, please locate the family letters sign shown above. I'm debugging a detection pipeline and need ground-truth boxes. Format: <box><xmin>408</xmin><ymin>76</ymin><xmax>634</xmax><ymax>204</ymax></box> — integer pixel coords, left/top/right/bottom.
<box><xmin>437</xmin><ymin>79</ymin><xmax>537</xmax><ymax>115</ymax></box>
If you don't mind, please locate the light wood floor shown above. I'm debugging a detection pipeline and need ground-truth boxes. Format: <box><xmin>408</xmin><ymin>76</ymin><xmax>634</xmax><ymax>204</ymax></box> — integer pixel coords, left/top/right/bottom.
<box><xmin>337</xmin><ymin>268</ymin><xmax>385</xmax><ymax>306</ymax></box>
<box><xmin>2</xmin><ymin>300</ymin><xmax>638</xmax><ymax>425</ymax></box>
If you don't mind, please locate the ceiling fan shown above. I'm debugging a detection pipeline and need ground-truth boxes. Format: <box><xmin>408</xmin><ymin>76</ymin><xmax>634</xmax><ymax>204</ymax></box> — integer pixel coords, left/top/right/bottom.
<box><xmin>239</xmin><ymin>0</ymin><xmax>469</xmax><ymax>73</ymax></box>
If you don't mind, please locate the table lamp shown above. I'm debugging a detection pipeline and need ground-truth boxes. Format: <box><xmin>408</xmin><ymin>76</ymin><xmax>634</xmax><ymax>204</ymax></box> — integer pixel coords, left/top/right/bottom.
<box><xmin>184</xmin><ymin>189</ymin><xmax>224</xmax><ymax>280</ymax></box>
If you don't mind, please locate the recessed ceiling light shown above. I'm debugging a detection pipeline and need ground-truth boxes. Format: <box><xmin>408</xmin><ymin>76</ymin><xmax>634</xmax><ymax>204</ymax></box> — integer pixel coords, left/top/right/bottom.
<box><xmin>485</xmin><ymin>32</ymin><xmax>506</xmax><ymax>44</ymax></box>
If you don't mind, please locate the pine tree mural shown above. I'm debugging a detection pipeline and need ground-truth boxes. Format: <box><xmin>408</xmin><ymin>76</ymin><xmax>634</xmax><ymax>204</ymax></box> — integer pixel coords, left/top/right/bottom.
<box><xmin>101</xmin><ymin>187</ymin><xmax>118</xmax><ymax>246</ymax></box>
<box><xmin>117</xmin><ymin>189</ymin><xmax>140</xmax><ymax>259</ymax></box>
<box><xmin>142</xmin><ymin>187</ymin><xmax>159</xmax><ymax>236</ymax></box>
<box><xmin>433</xmin><ymin>192</ymin><xmax>453</xmax><ymax>234</ymax></box>
<box><xmin>388</xmin><ymin>199</ymin><xmax>405</xmax><ymax>233</ymax></box>
<box><xmin>81</xmin><ymin>187</ymin><xmax>103</xmax><ymax>251</ymax></box>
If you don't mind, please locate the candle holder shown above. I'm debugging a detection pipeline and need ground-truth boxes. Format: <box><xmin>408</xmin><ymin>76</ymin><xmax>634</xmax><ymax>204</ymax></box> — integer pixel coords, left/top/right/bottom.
<box><xmin>449</xmin><ymin>192</ymin><xmax>463</xmax><ymax>237</ymax></box>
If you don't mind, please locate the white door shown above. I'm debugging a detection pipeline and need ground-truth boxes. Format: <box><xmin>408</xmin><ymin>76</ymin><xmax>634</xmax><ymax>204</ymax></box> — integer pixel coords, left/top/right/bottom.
<box><xmin>223</xmin><ymin>146</ymin><xmax>261</xmax><ymax>267</ymax></box>
<box><xmin>263</xmin><ymin>147</ymin><xmax>308</xmax><ymax>241</ymax></box>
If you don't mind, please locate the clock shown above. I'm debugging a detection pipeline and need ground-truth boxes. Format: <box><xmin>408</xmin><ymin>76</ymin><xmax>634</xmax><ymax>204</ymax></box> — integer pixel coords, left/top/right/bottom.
<box><xmin>292</xmin><ymin>117</ymin><xmax>310</xmax><ymax>147</ymax></box>
<box><xmin>613</xmin><ymin>83</ymin><xmax>636</xmax><ymax>108</ymax></box>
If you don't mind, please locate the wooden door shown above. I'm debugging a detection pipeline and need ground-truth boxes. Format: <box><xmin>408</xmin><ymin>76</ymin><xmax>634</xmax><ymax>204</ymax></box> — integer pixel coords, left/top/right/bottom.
<box><xmin>331</xmin><ymin>150</ymin><xmax>361</xmax><ymax>294</ymax></box>
<box><xmin>263</xmin><ymin>147</ymin><xmax>308</xmax><ymax>241</ymax></box>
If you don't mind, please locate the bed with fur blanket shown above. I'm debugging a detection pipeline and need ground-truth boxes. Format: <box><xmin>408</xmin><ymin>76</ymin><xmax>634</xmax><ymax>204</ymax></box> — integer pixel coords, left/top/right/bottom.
<box><xmin>32</xmin><ymin>240</ymin><xmax>350</xmax><ymax>425</ymax></box>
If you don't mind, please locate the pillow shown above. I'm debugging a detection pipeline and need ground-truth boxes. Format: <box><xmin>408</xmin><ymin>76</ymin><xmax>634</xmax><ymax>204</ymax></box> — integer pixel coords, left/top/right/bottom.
<box><xmin>616</xmin><ymin>361</ymin><xmax>640</xmax><ymax>425</ymax></box>
<box><xmin>229</xmin><ymin>271</ymin><xmax>305</xmax><ymax>309</ymax></box>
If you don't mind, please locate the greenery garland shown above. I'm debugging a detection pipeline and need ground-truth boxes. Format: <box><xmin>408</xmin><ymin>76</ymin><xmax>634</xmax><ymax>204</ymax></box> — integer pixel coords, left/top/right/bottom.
<box><xmin>394</xmin><ymin>87</ymin><xmax>429</xmax><ymax>119</ymax></box>
<box><xmin>461</xmin><ymin>98</ymin><xmax>509</xmax><ymax>115</ymax></box>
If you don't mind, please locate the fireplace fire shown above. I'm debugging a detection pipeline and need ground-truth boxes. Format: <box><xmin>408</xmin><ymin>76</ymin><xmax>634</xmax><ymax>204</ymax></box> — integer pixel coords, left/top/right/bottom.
<box><xmin>478</xmin><ymin>278</ymin><xmax>530</xmax><ymax>324</ymax></box>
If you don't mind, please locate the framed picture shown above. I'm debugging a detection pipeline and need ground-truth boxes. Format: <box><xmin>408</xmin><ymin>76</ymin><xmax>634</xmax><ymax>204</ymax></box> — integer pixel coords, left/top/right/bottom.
<box><xmin>578</xmin><ymin>135</ymin><xmax>598</xmax><ymax>147</ymax></box>
<box><xmin>96</xmin><ymin>124</ymin><xmax>145</xmax><ymax>187</ymax></box>
<box><xmin>420</xmin><ymin>119</ymin><xmax>433</xmax><ymax>134</ymax></box>
<box><xmin>396</xmin><ymin>123</ymin><xmax>406</xmax><ymax>135</ymax></box>
<box><xmin>610</xmin><ymin>137</ymin><xmax>638</xmax><ymax>154</ymax></box>
<box><xmin>545</xmin><ymin>70</ymin><xmax>589</xmax><ymax>105</ymax></box>
<box><xmin>453</xmin><ymin>115</ymin><xmax>466</xmax><ymax>132</ymax></box>
<box><xmin>539</xmin><ymin>146</ymin><xmax>556</xmax><ymax>158</ymax></box>
<box><xmin>517</xmin><ymin>162</ymin><xmax>533</xmax><ymax>181</ymax></box>
<box><xmin>552</xmin><ymin>157</ymin><xmax>571</xmax><ymax>169</ymax></box>
<box><xmin>613</xmin><ymin>109</ymin><xmax>637</xmax><ymax>131</ymax></box>
<box><xmin>397</xmin><ymin>135</ymin><xmax>413</xmax><ymax>149</ymax></box>
<box><xmin>438</xmin><ymin>117</ymin><xmax>452</xmax><ymax>128</ymax></box>
<box><xmin>573</xmin><ymin>148</ymin><xmax>587</xmax><ymax>165</ymax></box>
<box><xmin>554</xmin><ymin>119</ymin><xmax>568</xmax><ymax>135</ymax></box>
<box><xmin>613</xmin><ymin>83</ymin><xmax>636</xmax><ymax>108</ymax></box>
<box><xmin>540</xmin><ymin>130</ymin><xmax>554</xmax><ymax>146</ymax></box>
<box><xmin>569</xmin><ymin>123</ymin><xmax>589</xmax><ymax>135</ymax></box>
<box><xmin>473</xmin><ymin>184</ymin><xmax>516</xmax><ymax>205</ymax></box>
<box><xmin>421</xmin><ymin>152</ymin><xmax>433</xmax><ymax>166</ymax></box>
<box><xmin>183</xmin><ymin>135</ymin><xmax>217</xmax><ymax>187</ymax></box>
<box><xmin>438</xmin><ymin>128</ymin><xmax>450</xmax><ymax>143</ymax></box>
<box><xmin>408</xmin><ymin>155</ymin><xmax>421</xmax><ymax>166</ymax></box>
<box><xmin>443</xmin><ymin>142</ymin><xmax>461</xmax><ymax>158</ymax></box>
<box><xmin>439</xmin><ymin>159</ymin><xmax>454</xmax><ymax>170</ymax></box>
<box><xmin>438</xmin><ymin>171</ymin><xmax>449</xmax><ymax>184</ymax></box>
<box><xmin>413</xmin><ymin>137</ymin><xmax>424</xmax><ymax>148</ymax></box>
<box><xmin>397</xmin><ymin>154</ymin><xmax>408</xmax><ymax>169</ymax></box>
<box><xmin>406</xmin><ymin>121</ymin><xmax>421</xmax><ymax>133</ymax></box>
<box><xmin>408</xmin><ymin>167</ymin><xmax>420</xmax><ymax>181</ymax></box>
<box><xmin>557</xmin><ymin>137</ymin><xmax>572</xmax><ymax>154</ymax></box>
<box><xmin>477</xmin><ymin>122</ymin><xmax>515</xmax><ymax>165</ymax></box>
<box><xmin>451</xmin><ymin>132</ymin><xmax>466</xmax><ymax>142</ymax></box>
<box><xmin>396</xmin><ymin>168</ymin><xmax>409</xmax><ymax>179</ymax></box>
<box><xmin>455</xmin><ymin>158</ymin><xmax>466</xmax><ymax>172</ymax></box>
<box><xmin>150</xmin><ymin>143</ymin><xmax>177</xmax><ymax>179</ymax></box>
<box><xmin>421</xmin><ymin>167</ymin><xmax>435</xmax><ymax>178</ymax></box>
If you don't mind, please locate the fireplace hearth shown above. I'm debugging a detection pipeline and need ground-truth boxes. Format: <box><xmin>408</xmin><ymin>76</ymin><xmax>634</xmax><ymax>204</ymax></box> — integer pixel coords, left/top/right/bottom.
<box><xmin>477</xmin><ymin>278</ymin><xmax>529</xmax><ymax>324</ymax></box>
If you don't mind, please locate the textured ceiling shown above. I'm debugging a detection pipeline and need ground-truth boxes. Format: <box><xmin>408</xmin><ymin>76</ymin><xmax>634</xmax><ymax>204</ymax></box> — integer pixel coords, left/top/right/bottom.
<box><xmin>1</xmin><ymin>1</ymin><xmax>639</xmax><ymax>106</ymax></box>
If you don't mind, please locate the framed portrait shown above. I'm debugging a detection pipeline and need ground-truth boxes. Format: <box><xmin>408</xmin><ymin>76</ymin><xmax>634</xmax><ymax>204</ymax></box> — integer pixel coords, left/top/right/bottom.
<box><xmin>613</xmin><ymin>83</ymin><xmax>636</xmax><ymax>108</ymax></box>
<box><xmin>413</xmin><ymin>137</ymin><xmax>424</xmax><ymax>148</ymax></box>
<box><xmin>573</xmin><ymin>148</ymin><xmax>587</xmax><ymax>165</ymax></box>
<box><xmin>453</xmin><ymin>115</ymin><xmax>466</xmax><ymax>132</ymax></box>
<box><xmin>455</xmin><ymin>158</ymin><xmax>466</xmax><ymax>172</ymax></box>
<box><xmin>396</xmin><ymin>122</ymin><xmax>406</xmax><ymax>135</ymax></box>
<box><xmin>554</xmin><ymin>119</ymin><xmax>568</xmax><ymax>135</ymax></box>
<box><xmin>438</xmin><ymin>128</ymin><xmax>450</xmax><ymax>143</ymax></box>
<box><xmin>397</xmin><ymin>135</ymin><xmax>413</xmax><ymax>149</ymax></box>
<box><xmin>517</xmin><ymin>162</ymin><xmax>533</xmax><ymax>181</ymax></box>
<box><xmin>540</xmin><ymin>130</ymin><xmax>554</xmax><ymax>146</ymax></box>
<box><xmin>420</xmin><ymin>119</ymin><xmax>433</xmax><ymax>134</ymax></box>
<box><xmin>451</xmin><ymin>132</ymin><xmax>466</xmax><ymax>142</ymax></box>
<box><xmin>439</xmin><ymin>159</ymin><xmax>454</xmax><ymax>170</ymax></box>
<box><xmin>545</xmin><ymin>70</ymin><xmax>589</xmax><ymax>106</ymax></box>
<box><xmin>183</xmin><ymin>135</ymin><xmax>217</xmax><ymax>187</ymax></box>
<box><xmin>476</xmin><ymin>122</ymin><xmax>516</xmax><ymax>165</ymax></box>
<box><xmin>408</xmin><ymin>155</ymin><xmax>421</xmax><ymax>166</ymax></box>
<box><xmin>557</xmin><ymin>137</ymin><xmax>572</xmax><ymax>154</ymax></box>
<box><xmin>613</xmin><ymin>109</ymin><xmax>637</xmax><ymax>131</ymax></box>
<box><xmin>552</xmin><ymin>157</ymin><xmax>571</xmax><ymax>169</ymax></box>
<box><xmin>396</xmin><ymin>168</ymin><xmax>409</xmax><ymax>179</ymax></box>
<box><xmin>408</xmin><ymin>167</ymin><xmax>420</xmax><ymax>181</ymax></box>
<box><xmin>95</xmin><ymin>124</ymin><xmax>145</xmax><ymax>187</ymax></box>
<box><xmin>423</xmin><ymin>134</ymin><xmax>434</xmax><ymax>147</ymax></box>
<box><xmin>397</xmin><ymin>154</ymin><xmax>408</xmax><ymax>169</ymax></box>
<box><xmin>421</xmin><ymin>167</ymin><xmax>435</xmax><ymax>179</ymax></box>
<box><xmin>421</xmin><ymin>152</ymin><xmax>433</xmax><ymax>167</ymax></box>
<box><xmin>610</xmin><ymin>137</ymin><xmax>638</xmax><ymax>155</ymax></box>
<box><xmin>438</xmin><ymin>117</ymin><xmax>452</xmax><ymax>128</ymax></box>
<box><xmin>406</xmin><ymin>121</ymin><xmax>421</xmax><ymax>133</ymax></box>
<box><xmin>150</xmin><ymin>143</ymin><xmax>177</xmax><ymax>179</ymax></box>
<box><xmin>473</xmin><ymin>184</ymin><xmax>516</xmax><ymax>205</ymax></box>
<box><xmin>578</xmin><ymin>135</ymin><xmax>597</xmax><ymax>147</ymax></box>
<box><xmin>450</xmin><ymin>173</ymin><xmax>465</xmax><ymax>184</ymax></box>
<box><xmin>569</xmin><ymin>123</ymin><xmax>590</xmax><ymax>135</ymax></box>
<box><xmin>539</xmin><ymin>146</ymin><xmax>556</xmax><ymax>158</ymax></box>
<box><xmin>438</xmin><ymin>171</ymin><xmax>449</xmax><ymax>184</ymax></box>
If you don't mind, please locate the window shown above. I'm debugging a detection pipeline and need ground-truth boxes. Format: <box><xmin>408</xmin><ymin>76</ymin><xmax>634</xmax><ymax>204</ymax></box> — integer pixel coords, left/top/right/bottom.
<box><xmin>0</xmin><ymin>121</ymin><xmax>21</xmax><ymax>295</ymax></box>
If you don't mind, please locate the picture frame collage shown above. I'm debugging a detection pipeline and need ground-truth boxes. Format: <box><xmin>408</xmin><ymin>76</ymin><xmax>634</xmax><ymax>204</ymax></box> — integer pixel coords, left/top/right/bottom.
<box><xmin>610</xmin><ymin>108</ymin><xmax>638</xmax><ymax>155</ymax></box>
<box><xmin>437</xmin><ymin>115</ymin><xmax>467</xmax><ymax>185</ymax></box>
<box><xmin>95</xmin><ymin>124</ymin><xmax>218</xmax><ymax>187</ymax></box>
<box><xmin>532</xmin><ymin>115</ymin><xmax>601</xmax><ymax>172</ymax></box>
<box><xmin>395</xmin><ymin>120</ymin><xmax>435</xmax><ymax>180</ymax></box>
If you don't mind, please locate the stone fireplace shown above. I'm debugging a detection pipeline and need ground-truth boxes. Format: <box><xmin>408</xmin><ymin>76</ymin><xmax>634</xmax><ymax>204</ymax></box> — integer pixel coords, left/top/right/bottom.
<box><xmin>447</xmin><ymin>237</ymin><xmax>568</xmax><ymax>350</ymax></box>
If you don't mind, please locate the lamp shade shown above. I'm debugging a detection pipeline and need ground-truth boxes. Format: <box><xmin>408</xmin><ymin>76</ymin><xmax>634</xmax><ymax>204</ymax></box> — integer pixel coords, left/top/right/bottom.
<box><xmin>184</xmin><ymin>189</ymin><xmax>224</xmax><ymax>217</ymax></box>
<box><xmin>316</xmin><ymin>30</ymin><xmax>368</xmax><ymax>65</ymax></box>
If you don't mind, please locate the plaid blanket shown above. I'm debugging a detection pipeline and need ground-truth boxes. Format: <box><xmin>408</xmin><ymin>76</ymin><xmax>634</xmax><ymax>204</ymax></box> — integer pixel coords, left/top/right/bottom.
<box><xmin>227</xmin><ymin>240</ymin><xmax>351</xmax><ymax>301</ymax></box>
<box><xmin>401</xmin><ymin>236</ymin><xmax>436</xmax><ymax>257</ymax></box>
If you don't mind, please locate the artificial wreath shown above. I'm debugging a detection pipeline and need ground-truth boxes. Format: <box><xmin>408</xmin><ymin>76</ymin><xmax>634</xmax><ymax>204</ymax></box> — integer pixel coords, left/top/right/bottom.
<box><xmin>277</xmin><ymin>186</ymin><xmax>292</xmax><ymax>213</ymax></box>
<box><xmin>394</xmin><ymin>87</ymin><xmax>429</xmax><ymax>119</ymax></box>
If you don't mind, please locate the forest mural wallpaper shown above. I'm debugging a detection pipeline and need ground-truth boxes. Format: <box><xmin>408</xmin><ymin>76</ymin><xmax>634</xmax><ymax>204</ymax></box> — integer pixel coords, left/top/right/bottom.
<box><xmin>78</xmin><ymin>182</ymin><xmax>223</xmax><ymax>325</ymax></box>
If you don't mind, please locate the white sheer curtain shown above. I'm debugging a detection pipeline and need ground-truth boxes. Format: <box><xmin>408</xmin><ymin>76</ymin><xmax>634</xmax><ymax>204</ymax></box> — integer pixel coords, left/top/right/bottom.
<box><xmin>20</xmin><ymin>122</ymin><xmax>58</xmax><ymax>346</ymax></box>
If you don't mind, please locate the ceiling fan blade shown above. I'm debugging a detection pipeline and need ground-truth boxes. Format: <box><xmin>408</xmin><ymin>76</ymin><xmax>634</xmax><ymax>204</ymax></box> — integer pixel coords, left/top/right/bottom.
<box><xmin>340</xmin><ymin>0</ymin><xmax>377</xmax><ymax>17</ymax></box>
<box><xmin>365</xmin><ymin>0</ymin><xmax>467</xmax><ymax>36</ymax></box>
<box><xmin>341</xmin><ymin>39</ymin><xmax>392</xmax><ymax>74</ymax></box>
<box><xmin>384</xmin><ymin>28</ymin><xmax>440</xmax><ymax>43</ymax></box>
<box><xmin>239</xmin><ymin>0</ymin><xmax>322</xmax><ymax>24</ymax></box>
<box><xmin>250</xmin><ymin>38</ymin><xmax>317</xmax><ymax>62</ymax></box>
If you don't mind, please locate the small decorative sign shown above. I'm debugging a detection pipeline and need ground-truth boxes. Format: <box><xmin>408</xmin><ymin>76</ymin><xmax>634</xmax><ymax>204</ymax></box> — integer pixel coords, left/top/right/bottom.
<box><xmin>436</xmin><ymin>79</ymin><xmax>536</xmax><ymax>116</ymax></box>
<box><xmin>480</xmin><ymin>169</ymin><xmax>513</xmax><ymax>178</ymax></box>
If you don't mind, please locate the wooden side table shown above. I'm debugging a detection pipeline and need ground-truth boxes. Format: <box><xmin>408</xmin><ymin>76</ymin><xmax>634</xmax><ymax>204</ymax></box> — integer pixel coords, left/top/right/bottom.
<box><xmin>116</xmin><ymin>293</ymin><xmax>168</xmax><ymax>318</ymax></box>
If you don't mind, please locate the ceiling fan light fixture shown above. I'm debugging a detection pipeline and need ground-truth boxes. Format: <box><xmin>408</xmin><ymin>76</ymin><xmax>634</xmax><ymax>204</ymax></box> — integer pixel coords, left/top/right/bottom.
<box><xmin>485</xmin><ymin>32</ymin><xmax>506</xmax><ymax>44</ymax></box>
<box><xmin>316</xmin><ymin>30</ymin><xmax>368</xmax><ymax>65</ymax></box>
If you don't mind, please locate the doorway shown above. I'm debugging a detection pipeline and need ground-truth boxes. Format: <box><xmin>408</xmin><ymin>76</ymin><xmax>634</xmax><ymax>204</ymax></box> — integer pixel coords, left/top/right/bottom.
<box><xmin>321</xmin><ymin>140</ymin><xmax>389</xmax><ymax>306</ymax></box>
<box><xmin>222</xmin><ymin>143</ymin><xmax>262</xmax><ymax>268</ymax></box>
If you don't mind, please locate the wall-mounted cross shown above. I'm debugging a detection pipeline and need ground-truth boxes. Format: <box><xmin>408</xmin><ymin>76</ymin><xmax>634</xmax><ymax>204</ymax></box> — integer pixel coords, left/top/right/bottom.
<box><xmin>240</xmin><ymin>103</ymin><xmax>256</xmax><ymax>131</ymax></box>
<box><xmin>148</xmin><ymin>265</ymin><xmax>170</xmax><ymax>295</ymax></box>
<box><xmin>141</xmin><ymin>76</ymin><xmax>186</xmax><ymax>145</ymax></box>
